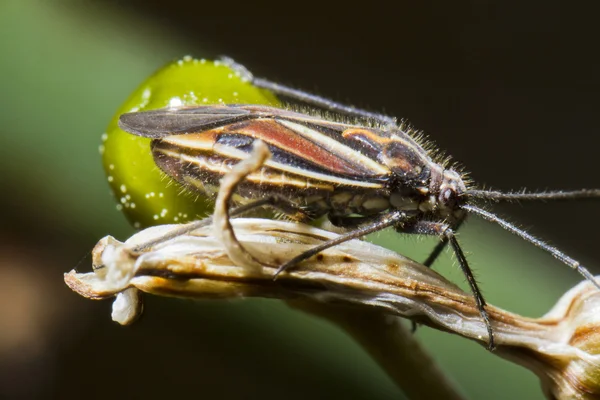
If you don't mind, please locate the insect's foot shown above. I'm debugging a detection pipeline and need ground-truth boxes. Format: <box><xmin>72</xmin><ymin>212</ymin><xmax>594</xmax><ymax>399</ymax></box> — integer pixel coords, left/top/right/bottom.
<box><xmin>480</xmin><ymin>307</ymin><xmax>496</xmax><ymax>351</ymax></box>
<box><xmin>410</xmin><ymin>321</ymin><xmax>419</xmax><ymax>334</ymax></box>
<box><xmin>272</xmin><ymin>263</ymin><xmax>292</xmax><ymax>280</ymax></box>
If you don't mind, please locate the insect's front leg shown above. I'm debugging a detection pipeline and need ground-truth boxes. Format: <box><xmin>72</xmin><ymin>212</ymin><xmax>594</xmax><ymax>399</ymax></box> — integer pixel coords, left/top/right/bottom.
<box><xmin>408</xmin><ymin>217</ymin><xmax>465</xmax><ymax>335</ymax></box>
<box><xmin>421</xmin><ymin>217</ymin><xmax>466</xmax><ymax>268</ymax></box>
<box><xmin>397</xmin><ymin>220</ymin><xmax>495</xmax><ymax>351</ymax></box>
<box><xmin>219</xmin><ymin>56</ymin><xmax>397</xmax><ymax>127</ymax></box>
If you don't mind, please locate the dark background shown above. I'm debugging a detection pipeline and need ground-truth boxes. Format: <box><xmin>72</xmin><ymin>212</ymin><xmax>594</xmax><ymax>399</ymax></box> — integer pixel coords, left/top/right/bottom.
<box><xmin>2</xmin><ymin>2</ymin><xmax>599</xmax><ymax>399</ymax></box>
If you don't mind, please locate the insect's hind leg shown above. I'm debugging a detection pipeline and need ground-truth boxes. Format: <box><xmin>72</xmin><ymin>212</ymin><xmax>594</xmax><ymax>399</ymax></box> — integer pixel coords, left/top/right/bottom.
<box><xmin>219</xmin><ymin>56</ymin><xmax>397</xmax><ymax>127</ymax></box>
<box><xmin>130</xmin><ymin>196</ymin><xmax>309</xmax><ymax>253</ymax></box>
<box><xmin>398</xmin><ymin>220</ymin><xmax>495</xmax><ymax>350</ymax></box>
<box><xmin>328</xmin><ymin>214</ymin><xmax>379</xmax><ymax>229</ymax></box>
<box><xmin>274</xmin><ymin>211</ymin><xmax>410</xmax><ymax>277</ymax></box>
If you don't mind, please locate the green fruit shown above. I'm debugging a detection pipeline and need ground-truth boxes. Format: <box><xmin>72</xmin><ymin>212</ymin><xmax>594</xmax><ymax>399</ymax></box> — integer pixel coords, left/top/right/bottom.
<box><xmin>102</xmin><ymin>57</ymin><xmax>279</xmax><ymax>228</ymax></box>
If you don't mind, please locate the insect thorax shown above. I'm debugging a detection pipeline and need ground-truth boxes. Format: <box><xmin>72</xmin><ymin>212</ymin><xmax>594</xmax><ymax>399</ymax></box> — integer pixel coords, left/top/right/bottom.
<box><xmin>378</xmin><ymin>133</ymin><xmax>466</xmax><ymax>221</ymax></box>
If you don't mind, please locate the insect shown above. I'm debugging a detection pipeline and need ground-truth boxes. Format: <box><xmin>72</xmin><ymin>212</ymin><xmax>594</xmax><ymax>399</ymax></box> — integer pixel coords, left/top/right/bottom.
<box><xmin>118</xmin><ymin>57</ymin><xmax>600</xmax><ymax>350</ymax></box>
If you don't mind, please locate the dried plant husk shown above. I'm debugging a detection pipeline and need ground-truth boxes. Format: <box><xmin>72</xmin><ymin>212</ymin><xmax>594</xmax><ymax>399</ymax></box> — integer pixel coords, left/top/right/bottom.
<box><xmin>65</xmin><ymin>218</ymin><xmax>600</xmax><ymax>399</ymax></box>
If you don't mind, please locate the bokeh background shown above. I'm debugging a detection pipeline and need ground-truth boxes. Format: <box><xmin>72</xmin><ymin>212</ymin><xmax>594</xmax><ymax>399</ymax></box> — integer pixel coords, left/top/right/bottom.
<box><xmin>2</xmin><ymin>2</ymin><xmax>600</xmax><ymax>399</ymax></box>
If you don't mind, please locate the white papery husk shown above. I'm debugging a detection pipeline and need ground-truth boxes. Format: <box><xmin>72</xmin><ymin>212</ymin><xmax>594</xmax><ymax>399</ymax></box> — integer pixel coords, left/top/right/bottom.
<box><xmin>65</xmin><ymin>218</ymin><xmax>600</xmax><ymax>399</ymax></box>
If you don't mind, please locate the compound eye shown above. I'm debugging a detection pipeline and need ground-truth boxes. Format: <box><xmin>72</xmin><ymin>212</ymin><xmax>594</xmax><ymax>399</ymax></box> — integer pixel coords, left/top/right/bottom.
<box><xmin>443</xmin><ymin>188</ymin><xmax>453</xmax><ymax>202</ymax></box>
<box><xmin>439</xmin><ymin>187</ymin><xmax>457</xmax><ymax>207</ymax></box>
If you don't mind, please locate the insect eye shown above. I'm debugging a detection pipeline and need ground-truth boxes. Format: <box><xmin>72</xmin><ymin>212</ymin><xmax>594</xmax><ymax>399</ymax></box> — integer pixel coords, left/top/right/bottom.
<box><xmin>444</xmin><ymin>189</ymin><xmax>452</xmax><ymax>201</ymax></box>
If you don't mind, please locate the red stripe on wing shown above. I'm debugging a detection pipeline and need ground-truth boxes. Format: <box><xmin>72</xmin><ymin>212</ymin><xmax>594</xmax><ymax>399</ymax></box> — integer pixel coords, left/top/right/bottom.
<box><xmin>231</xmin><ymin>119</ymin><xmax>380</xmax><ymax>177</ymax></box>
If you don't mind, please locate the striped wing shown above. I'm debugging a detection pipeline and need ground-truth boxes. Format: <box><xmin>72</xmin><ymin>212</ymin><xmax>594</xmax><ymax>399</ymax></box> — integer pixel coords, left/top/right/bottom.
<box><xmin>119</xmin><ymin>105</ymin><xmax>261</xmax><ymax>139</ymax></box>
<box><xmin>119</xmin><ymin>105</ymin><xmax>393</xmax><ymax>201</ymax></box>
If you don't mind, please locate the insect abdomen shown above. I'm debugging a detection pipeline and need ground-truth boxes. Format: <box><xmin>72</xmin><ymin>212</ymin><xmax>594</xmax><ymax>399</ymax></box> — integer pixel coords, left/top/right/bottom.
<box><xmin>152</xmin><ymin>139</ymin><xmax>392</xmax><ymax>218</ymax></box>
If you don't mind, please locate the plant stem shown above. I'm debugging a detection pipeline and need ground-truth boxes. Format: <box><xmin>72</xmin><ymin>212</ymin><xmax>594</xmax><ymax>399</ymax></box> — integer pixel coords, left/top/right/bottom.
<box><xmin>290</xmin><ymin>302</ymin><xmax>467</xmax><ymax>400</ymax></box>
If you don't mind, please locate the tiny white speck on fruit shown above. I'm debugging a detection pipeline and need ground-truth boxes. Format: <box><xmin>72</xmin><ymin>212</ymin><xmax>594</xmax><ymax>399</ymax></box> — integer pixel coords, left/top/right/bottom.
<box><xmin>116</xmin><ymin>204</ymin><xmax>123</xmax><ymax>211</ymax></box>
<box><xmin>101</xmin><ymin>133</ymin><xmax>108</xmax><ymax>142</ymax></box>
<box><xmin>133</xmin><ymin>222</ymin><xmax>141</xmax><ymax>228</ymax></box>
<box><xmin>168</xmin><ymin>98</ymin><xmax>183</xmax><ymax>108</ymax></box>
<box><xmin>107</xmin><ymin>176</ymin><xmax>114</xmax><ymax>182</ymax></box>
<box><xmin>183</xmin><ymin>55</ymin><xmax>192</xmax><ymax>62</ymax></box>
<box><xmin>159</xmin><ymin>193</ymin><xmax>164</xmax><ymax>198</ymax></box>
<box><xmin>200</xmin><ymin>58</ymin><xmax>206</xmax><ymax>64</ymax></box>
<box><xmin>202</xmin><ymin>98</ymin><xmax>208</xmax><ymax>103</ymax></box>
<box><xmin>185</xmin><ymin>91</ymin><xmax>198</xmax><ymax>103</ymax></box>
<box><xmin>130</xmin><ymin>203</ymin><xmax>136</xmax><ymax>209</ymax></box>
<box><xmin>98</xmin><ymin>145</ymin><xmax>105</xmax><ymax>154</ymax></box>
<box><xmin>120</xmin><ymin>197</ymin><xmax>126</xmax><ymax>204</ymax></box>
<box><xmin>141</xmin><ymin>88</ymin><xmax>151</xmax><ymax>101</ymax></box>
<box><xmin>120</xmin><ymin>185</ymin><xmax>127</xmax><ymax>193</ymax></box>
<box><xmin>233</xmin><ymin>92</ymin><xmax>238</xmax><ymax>97</ymax></box>
<box><xmin>153</xmin><ymin>215</ymin><xmax>158</xmax><ymax>220</ymax></box>
<box><xmin>109</xmin><ymin>164</ymin><xmax>115</xmax><ymax>170</ymax></box>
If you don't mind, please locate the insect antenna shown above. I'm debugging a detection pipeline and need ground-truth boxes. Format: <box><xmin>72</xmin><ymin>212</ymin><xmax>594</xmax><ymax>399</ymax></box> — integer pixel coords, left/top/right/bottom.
<box><xmin>461</xmin><ymin>204</ymin><xmax>600</xmax><ymax>290</ymax></box>
<box><xmin>466</xmin><ymin>188</ymin><xmax>600</xmax><ymax>202</ymax></box>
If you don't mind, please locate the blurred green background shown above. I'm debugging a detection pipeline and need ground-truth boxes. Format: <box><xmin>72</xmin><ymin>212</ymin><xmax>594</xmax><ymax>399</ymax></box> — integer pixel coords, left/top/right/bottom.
<box><xmin>2</xmin><ymin>2</ymin><xmax>599</xmax><ymax>399</ymax></box>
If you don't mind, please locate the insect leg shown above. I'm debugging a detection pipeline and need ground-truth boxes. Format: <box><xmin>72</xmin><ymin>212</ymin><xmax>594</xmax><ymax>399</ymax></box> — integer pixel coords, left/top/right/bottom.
<box><xmin>422</xmin><ymin>217</ymin><xmax>466</xmax><ymax>268</ymax></box>
<box><xmin>422</xmin><ymin>238</ymin><xmax>449</xmax><ymax>268</ymax></box>
<box><xmin>331</xmin><ymin>214</ymin><xmax>462</xmax><ymax>253</ymax></box>
<box><xmin>130</xmin><ymin>196</ymin><xmax>308</xmax><ymax>253</ymax></box>
<box><xmin>274</xmin><ymin>211</ymin><xmax>409</xmax><ymax>278</ymax></box>
<box><xmin>398</xmin><ymin>220</ymin><xmax>495</xmax><ymax>350</ymax></box>
<box><xmin>410</xmin><ymin>217</ymin><xmax>465</xmax><ymax>333</ymax></box>
<box><xmin>328</xmin><ymin>214</ymin><xmax>378</xmax><ymax>228</ymax></box>
<box><xmin>219</xmin><ymin>56</ymin><xmax>397</xmax><ymax>126</ymax></box>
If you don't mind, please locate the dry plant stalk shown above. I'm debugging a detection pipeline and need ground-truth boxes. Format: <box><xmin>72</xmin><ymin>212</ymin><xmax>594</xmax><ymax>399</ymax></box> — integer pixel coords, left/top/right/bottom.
<box><xmin>66</xmin><ymin>142</ymin><xmax>600</xmax><ymax>399</ymax></box>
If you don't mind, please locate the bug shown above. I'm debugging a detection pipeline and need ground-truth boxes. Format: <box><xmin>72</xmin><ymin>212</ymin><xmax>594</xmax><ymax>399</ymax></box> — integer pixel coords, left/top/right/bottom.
<box><xmin>118</xmin><ymin>57</ymin><xmax>600</xmax><ymax>350</ymax></box>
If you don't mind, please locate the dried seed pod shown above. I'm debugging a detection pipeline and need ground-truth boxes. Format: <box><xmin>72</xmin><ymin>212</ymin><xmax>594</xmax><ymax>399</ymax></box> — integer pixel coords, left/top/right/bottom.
<box><xmin>64</xmin><ymin>224</ymin><xmax>600</xmax><ymax>398</ymax></box>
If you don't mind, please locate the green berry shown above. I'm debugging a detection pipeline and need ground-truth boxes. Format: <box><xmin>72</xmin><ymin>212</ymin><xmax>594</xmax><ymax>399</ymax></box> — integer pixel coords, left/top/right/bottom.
<box><xmin>102</xmin><ymin>57</ymin><xmax>279</xmax><ymax>228</ymax></box>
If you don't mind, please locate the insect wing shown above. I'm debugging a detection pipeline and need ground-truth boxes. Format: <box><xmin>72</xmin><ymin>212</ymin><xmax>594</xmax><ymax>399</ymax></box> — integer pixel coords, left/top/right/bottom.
<box><xmin>119</xmin><ymin>105</ymin><xmax>392</xmax><ymax>188</ymax></box>
<box><xmin>118</xmin><ymin>105</ymin><xmax>256</xmax><ymax>139</ymax></box>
